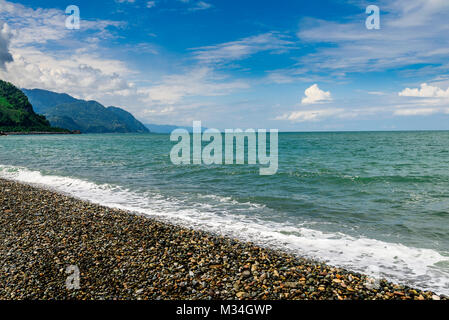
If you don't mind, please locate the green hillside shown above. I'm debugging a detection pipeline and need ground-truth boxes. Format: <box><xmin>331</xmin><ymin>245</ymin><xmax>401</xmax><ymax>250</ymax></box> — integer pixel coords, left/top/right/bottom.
<box><xmin>0</xmin><ymin>80</ymin><xmax>68</xmax><ymax>133</ymax></box>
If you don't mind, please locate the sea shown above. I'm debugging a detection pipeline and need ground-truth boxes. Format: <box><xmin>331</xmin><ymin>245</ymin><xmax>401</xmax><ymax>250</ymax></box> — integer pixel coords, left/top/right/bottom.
<box><xmin>1</xmin><ymin>131</ymin><xmax>449</xmax><ymax>294</ymax></box>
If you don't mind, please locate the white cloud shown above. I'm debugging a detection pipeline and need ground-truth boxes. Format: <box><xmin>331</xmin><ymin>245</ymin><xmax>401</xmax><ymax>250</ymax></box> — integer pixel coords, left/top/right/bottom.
<box><xmin>0</xmin><ymin>0</ymin><xmax>133</xmax><ymax>102</ymax></box>
<box><xmin>288</xmin><ymin>0</ymin><xmax>449</xmax><ymax>77</ymax></box>
<box><xmin>146</xmin><ymin>1</ymin><xmax>156</xmax><ymax>8</ymax></box>
<box><xmin>0</xmin><ymin>0</ymin><xmax>123</xmax><ymax>47</ymax></box>
<box><xmin>276</xmin><ymin>108</ymin><xmax>343</xmax><ymax>122</ymax></box>
<box><xmin>301</xmin><ymin>84</ymin><xmax>332</xmax><ymax>104</ymax></box>
<box><xmin>367</xmin><ymin>91</ymin><xmax>386</xmax><ymax>96</ymax></box>
<box><xmin>191</xmin><ymin>32</ymin><xmax>293</xmax><ymax>64</ymax></box>
<box><xmin>275</xmin><ymin>105</ymin><xmax>396</xmax><ymax>123</ymax></box>
<box><xmin>0</xmin><ymin>0</ymin><xmax>260</xmax><ymax>129</ymax></box>
<box><xmin>0</xmin><ymin>1</ymin><xmax>252</xmax><ymax>127</ymax></box>
<box><xmin>395</xmin><ymin>82</ymin><xmax>449</xmax><ymax>116</ymax></box>
<box><xmin>0</xmin><ymin>23</ymin><xmax>13</xmax><ymax>69</ymax></box>
<box><xmin>387</xmin><ymin>0</ymin><xmax>449</xmax><ymax>28</ymax></box>
<box><xmin>189</xmin><ymin>1</ymin><xmax>212</xmax><ymax>11</ymax></box>
<box><xmin>399</xmin><ymin>83</ymin><xmax>449</xmax><ymax>98</ymax></box>
<box><xmin>265</xmin><ymin>73</ymin><xmax>296</xmax><ymax>84</ymax></box>
<box><xmin>393</xmin><ymin>108</ymin><xmax>442</xmax><ymax>116</ymax></box>
<box><xmin>140</xmin><ymin>67</ymin><xmax>249</xmax><ymax>105</ymax></box>
<box><xmin>177</xmin><ymin>0</ymin><xmax>212</xmax><ymax>12</ymax></box>
<box><xmin>1</xmin><ymin>46</ymin><xmax>133</xmax><ymax>99</ymax></box>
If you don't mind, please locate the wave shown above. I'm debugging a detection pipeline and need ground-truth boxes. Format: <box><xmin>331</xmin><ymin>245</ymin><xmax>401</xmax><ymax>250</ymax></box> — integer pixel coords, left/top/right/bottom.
<box><xmin>1</xmin><ymin>164</ymin><xmax>449</xmax><ymax>295</ymax></box>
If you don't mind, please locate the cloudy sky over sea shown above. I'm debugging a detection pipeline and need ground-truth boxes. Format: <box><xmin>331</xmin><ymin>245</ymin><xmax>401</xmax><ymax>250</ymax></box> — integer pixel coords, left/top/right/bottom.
<box><xmin>1</xmin><ymin>0</ymin><xmax>449</xmax><ymax>131</ymax></box>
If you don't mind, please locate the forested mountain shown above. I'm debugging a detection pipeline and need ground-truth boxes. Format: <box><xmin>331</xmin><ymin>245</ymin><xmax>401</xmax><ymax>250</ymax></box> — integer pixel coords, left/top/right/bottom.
<box><xmin>0</xmin><ymin>80</ymin><xmax>68</xmax><ymax>132</ymax></box>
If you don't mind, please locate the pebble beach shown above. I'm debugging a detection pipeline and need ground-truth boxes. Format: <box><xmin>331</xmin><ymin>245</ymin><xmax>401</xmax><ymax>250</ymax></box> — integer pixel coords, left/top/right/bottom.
<box><xmin>0</xmin><ymin>178</ymin><xmax>445</xmax><ymax>300</ymax></box>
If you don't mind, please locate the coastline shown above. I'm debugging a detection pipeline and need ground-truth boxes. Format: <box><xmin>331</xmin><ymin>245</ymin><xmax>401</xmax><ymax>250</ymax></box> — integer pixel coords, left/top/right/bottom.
<box><xmin>0</xmin><ymin>177</ymin><xmax>445</xmax><ymax>300</ymax></box>
<box><xmin>0</xmin><ymin>131</ymin><xmax>80</xmax><ymax>135</ymax></box>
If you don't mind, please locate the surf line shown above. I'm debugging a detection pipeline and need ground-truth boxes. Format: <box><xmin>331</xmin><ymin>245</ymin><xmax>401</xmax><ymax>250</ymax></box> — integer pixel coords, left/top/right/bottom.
<box><xmin>170</xmin><ymin>121</ymin><xmax>278</xmax><ymax>175</ymax></box>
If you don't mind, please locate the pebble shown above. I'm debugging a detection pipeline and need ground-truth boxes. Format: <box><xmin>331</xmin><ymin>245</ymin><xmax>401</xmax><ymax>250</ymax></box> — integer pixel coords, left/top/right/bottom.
<box><xmin>0</xmin><ymin>178</ymin><xmax>446</xmax><ymax>300</ymax></box>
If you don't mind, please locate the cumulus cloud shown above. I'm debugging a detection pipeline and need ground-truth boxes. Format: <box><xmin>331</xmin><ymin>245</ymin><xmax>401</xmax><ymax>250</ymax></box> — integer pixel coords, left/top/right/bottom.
<box><xmin>1</xmin><ymin>46</ymin><xmax>135</xmax><ymax>101</ymax></box>
<box><xmin>394</xmin><ymin>82</ymin><xmax>449</xmax><ymax>116</ymax></box>
<box><xmin>301</xmin><ymin>84</ymin><xmax>332</xmax><ymax>104</ymax></box>
<box><xmin>0</xmin><ymin>0</ymin><xmax>133</xmax><ymax>102</ymax></box>
<box><xmin>0</xmin><ymin>0</ymin><xmax>271</xmax><ymax>128</ymax></box>
<box><xmin>398</xmin><ymin>83</ymin><xmax>449</xmax><ymax>98</ymax></box>
<box><xmin>0</xmin><ymin>23</ymin><xmax>13</xmax><ymax>69</ymax></box>
<box><xmin>0</xmin><ymin>0</ymin><xmax>251</xmax><ymax>128</ymax></box>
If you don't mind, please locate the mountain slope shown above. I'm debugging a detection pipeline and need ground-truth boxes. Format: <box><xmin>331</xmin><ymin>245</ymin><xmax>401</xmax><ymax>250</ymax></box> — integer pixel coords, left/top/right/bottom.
<box><xmin>22</xmin><ymin>89</ymin><xmax>79</xmax><ymax>114</ymax></box>
<box><xmin>23</xmin><ymin>89</ymin><xmax>149</xmax><ymax>134</ymax></box>
<box><xmin>107</xmin><ymin>106</ymin><xmax>149</xmax><ymax>133</ymax></box>
<box><xmin>0</xmin><ymin>80</ymin><xmax>67</xmax><ymax>132</ymax></box>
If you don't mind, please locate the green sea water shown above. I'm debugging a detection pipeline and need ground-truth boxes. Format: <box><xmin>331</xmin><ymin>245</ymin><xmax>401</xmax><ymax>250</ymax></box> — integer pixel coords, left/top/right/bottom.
<box><xmin>1</xmin><ymin>131</ymin><xmax>449</xmax><ymax>294</ymax></box>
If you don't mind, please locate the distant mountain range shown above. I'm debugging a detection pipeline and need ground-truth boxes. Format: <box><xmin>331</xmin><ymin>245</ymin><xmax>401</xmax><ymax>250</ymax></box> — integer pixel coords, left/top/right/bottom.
<box><xmin>23</xmin><ymin>89</ymin><xmax>149</xmax><ymax>134</ymax></box>
<box><xmin>0</xmin><ymin>80</ymin><xmax>68</xmax><ymax>133</ymax></box>
<box><xmin>1</xmin><ymin>83</ymin><xmax>191</xmax><ymax>134</ymax></box>
<box><xmin>144</xmin><ymin>123</ymin><xmax>199</xmax><ymax>133</ymax></box>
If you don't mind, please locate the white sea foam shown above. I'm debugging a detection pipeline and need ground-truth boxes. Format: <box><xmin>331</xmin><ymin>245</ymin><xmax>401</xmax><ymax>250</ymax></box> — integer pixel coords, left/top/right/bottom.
<box><xmin>1</xmin><ymin>164</ymin><xmax>449</xmax><ymax>295</ymax></box>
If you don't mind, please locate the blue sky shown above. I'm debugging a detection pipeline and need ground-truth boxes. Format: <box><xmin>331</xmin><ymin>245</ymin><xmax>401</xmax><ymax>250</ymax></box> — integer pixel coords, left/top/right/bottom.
<box><xmin>1</xmin><ymin>0</ymin><xmax>449</xmax><ymax>131</ymax></box>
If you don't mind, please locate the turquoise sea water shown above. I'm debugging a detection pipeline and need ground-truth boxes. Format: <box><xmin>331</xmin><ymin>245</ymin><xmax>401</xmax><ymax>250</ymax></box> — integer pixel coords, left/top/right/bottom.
<box><xmin>1</xmin><ymin>131</ymin><xmax>449</xmax><ymax>294</ymax></box>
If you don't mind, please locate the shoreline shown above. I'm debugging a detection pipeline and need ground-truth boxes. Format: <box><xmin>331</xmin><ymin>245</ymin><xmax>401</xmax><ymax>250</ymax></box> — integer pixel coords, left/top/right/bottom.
<box><xmin>0</xmin><ymin>131</ymin><xmax>80</xmax><ymax>135</ymax></box>
<box><xmin>0</xmin><ymin>177</ymin><xmax>445</xmax><ymax>300</ymax></box>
